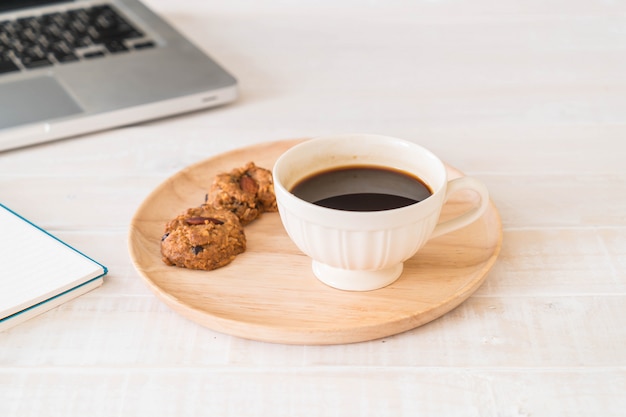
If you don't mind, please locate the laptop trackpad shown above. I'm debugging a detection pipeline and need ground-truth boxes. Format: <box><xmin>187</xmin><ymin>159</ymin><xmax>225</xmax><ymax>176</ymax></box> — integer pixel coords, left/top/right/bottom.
<box><xmin>0</xmin><ymin>76</ymin><xmax>83</xmax><ymax>129</ymax></box>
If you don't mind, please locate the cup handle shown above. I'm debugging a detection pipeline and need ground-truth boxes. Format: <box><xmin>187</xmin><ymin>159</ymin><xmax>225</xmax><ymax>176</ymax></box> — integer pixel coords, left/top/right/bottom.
<box><xmin>430</xmin><ymin>176</ymin><xmax>490</xmax><ymax>239</ymax></box>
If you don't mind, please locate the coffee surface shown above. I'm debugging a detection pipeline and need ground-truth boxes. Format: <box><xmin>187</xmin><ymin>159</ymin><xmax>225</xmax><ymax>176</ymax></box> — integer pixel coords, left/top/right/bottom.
<box><xmin>291</xmin><ymin>166</ymin><xmax>432</xmax><ymax>211</ymax></box>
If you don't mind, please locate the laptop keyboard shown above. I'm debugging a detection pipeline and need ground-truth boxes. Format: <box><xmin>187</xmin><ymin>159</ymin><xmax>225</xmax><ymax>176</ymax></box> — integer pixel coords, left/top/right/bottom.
<box><xmin>0</xmin><ymin>4</ymin><xmax>155</xmax><ymax>74</ymax></box>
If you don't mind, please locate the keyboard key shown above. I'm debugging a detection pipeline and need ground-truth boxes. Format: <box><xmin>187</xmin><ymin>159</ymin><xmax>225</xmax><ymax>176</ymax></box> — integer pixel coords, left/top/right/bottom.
<box><xmin>54</xmin><ymin>51</ymin><xmax>79</xmax><ymax>63</ymax></box>
<box><xmin>20</xmin><ymin>45</ymin><xmax>53</xmax><ymax>68</ymax></box>
<box><xmin>17</xmin><ymin>17</ymin><xmax>42</xmax><ymax>34</ymax></box>
<box><xmin>0</xmin><ymin>20</ymin><xmax>19</xmax><ymax>36</ymax></box>
<box><xmin>67</xmin><ymin>9</ymin><xmax>90</xmax><ymax>24</ymax></box>
<box><xmin>0</xmin><ymin>55</ymin><xmax>19</xmax><ymax>74</ymax></box>
<box><xmin>105</xmin><ymin>40</ymin><xmax>128</xmax><ymax>53</ymax></box>
<box><xmin>21</xmin><ymin>56</ymin><xmax>53</xmax><ymax>69</ymax></box>
<box><xmin>74</xmin><ymin>35</ymin><xmax>93</xmax><ymax>48</ymax></box>
<box><xmin>41</xmin><ymin>12</ymin><xmax>68</xmax><ymax>28</ymax></box>
<box><xmin>83</xmin><ymin>50</ymin><xmax>105</xmax><ymax>59</ymax></box>
<box><xmin>134</xmin><ymin>41</ymin><xmax>155</xmax><ymax>50</ymax></box>
<box><xmin>88</xmin><ymin>6</ymin><xmax>143</xmax><ymax>43</ymax></box>
<box><xmin>50</xmin><ymin>40</ymin><xmax>78</xmax><ymax>63</ymax></box>
<box><xmin>7</xmin><ymin>38</ymin><xmax>25</xmax><ymax>55</ymax></box>
<box><xmin>69</xmin><ymin>19</ymin><xmax>88</xmax><ymax>36</ymax></box>
<box><xmin>41</xmin><ymin>22</ymin><xmax>63</xmax><ymax>40</ymax></box>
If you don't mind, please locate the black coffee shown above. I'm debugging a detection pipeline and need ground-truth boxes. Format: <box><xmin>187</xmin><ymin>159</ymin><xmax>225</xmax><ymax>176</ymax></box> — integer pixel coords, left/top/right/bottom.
<box><xmin>291</xmin><ymin>166</ymin><xmax>432</xmax><ymax>211</ymax></box>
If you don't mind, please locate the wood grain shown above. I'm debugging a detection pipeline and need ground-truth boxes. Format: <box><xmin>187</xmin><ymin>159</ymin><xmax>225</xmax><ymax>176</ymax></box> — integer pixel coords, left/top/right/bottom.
<box><xmin>128</xmin><ymin>139</ymin><xmax>502</xmax><ymax>344</ymax></box>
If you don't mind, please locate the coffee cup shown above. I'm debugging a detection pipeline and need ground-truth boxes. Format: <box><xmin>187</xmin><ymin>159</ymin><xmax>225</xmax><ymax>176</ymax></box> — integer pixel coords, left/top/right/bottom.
<box><xmin>272</xmin><ymin>134</ymin><xmax>490</xmax><ymax>291</ymax></box>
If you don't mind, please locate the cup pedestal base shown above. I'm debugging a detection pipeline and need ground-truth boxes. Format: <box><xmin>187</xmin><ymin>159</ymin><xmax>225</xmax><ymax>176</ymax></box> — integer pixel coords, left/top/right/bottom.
<box><xmin>311</xmin><ymin>261</ymin><xmax>403</xmax><ymax>291</ymax></box>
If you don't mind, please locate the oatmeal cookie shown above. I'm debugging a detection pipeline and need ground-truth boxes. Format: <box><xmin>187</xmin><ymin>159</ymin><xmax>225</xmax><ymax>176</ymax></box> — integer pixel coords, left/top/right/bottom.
<box><xmin>161</xmin><ymin>206</ymin><xmax>246</xmax><ymax>270</ymax></box>
<box><xmin>206</xmin><ymin>162</ymin><xmax>277</xmax><ymax>225</ymax></box>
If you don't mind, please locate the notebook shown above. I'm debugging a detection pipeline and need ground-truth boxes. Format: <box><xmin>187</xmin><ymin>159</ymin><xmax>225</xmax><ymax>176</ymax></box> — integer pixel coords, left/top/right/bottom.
<box><xmin>0</xmin><ymin>0</ymin><xmax>238</xmax><ymax>151</ymax></box>
<box><xmin>0</xmin><ymin>204</ymin><xmax>108</xmax><ymax>331</ymax></box>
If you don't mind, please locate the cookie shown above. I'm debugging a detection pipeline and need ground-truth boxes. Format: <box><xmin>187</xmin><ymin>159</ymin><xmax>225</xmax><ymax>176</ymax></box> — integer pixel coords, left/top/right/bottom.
<box><xmin>246</xmin><ymin>162</ymin><xmax>278</xmax><ymax>213</ymax></box>
<box><xmin>206</xmin><ymin>162</ymin><xmax>277</xmax><ymax>225</ymax></box>
<box><xmin>161</xmin><ymin>206</ymin><xmax>246</xmax><ymax>270</ymax></box>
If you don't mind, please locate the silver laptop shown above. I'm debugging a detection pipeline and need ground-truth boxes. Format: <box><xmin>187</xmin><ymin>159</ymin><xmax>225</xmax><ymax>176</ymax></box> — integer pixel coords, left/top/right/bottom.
<box><xmin>0</xmin><ymin>0</ymin><xmax>238</xmax><ymax>151</ymax></box>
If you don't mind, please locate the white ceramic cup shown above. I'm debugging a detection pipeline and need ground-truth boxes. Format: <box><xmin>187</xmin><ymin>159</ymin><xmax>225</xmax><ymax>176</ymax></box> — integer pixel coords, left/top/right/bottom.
<box><xmin>273</xmin><ymin>134</ymin><xmax>490</xmax><ymax>291</ymax></box>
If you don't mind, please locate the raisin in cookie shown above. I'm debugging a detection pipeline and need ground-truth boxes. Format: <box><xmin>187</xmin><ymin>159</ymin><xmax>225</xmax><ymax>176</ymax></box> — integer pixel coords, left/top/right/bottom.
<box><xmin>206</xmin><ymin>162</ymin><xmax>277</xmax><ymax>225</ymax></box>
<box><xmin>161</xmin><ymin>206</ymin><xmax>246</xmax><ymax>270</ymax></box>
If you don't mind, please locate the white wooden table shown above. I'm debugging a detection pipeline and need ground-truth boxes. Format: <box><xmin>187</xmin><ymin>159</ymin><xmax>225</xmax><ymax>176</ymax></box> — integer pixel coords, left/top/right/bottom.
<box><xmin>1</xmin><ymin>1</ymin><xmax>625</xmax><ymax>415</ymax></box>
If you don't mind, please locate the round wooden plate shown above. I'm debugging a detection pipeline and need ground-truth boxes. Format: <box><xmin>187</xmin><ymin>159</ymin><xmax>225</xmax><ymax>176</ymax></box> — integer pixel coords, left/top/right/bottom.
<box><xmin>128</xmin><ymin>139</ymin><xmax>502</xmax><ymax>345</ymax></box>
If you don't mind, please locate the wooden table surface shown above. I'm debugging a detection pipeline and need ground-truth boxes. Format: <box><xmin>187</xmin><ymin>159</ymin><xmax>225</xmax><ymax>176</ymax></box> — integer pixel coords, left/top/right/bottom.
<box><xmin>1</xmin><ymin>0</ymin><xmax>625</xmax><ymax>415</ymax></box>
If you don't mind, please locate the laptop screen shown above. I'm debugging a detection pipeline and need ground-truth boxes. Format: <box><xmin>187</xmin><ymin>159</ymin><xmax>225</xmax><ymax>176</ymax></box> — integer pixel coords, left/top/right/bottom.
<box><xmin>0</xmin><ymin>1</ymin><xmax>74</xmax><ymax>12</ymax></box>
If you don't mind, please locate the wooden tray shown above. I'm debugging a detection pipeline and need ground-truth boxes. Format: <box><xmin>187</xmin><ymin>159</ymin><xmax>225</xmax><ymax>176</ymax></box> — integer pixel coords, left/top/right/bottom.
<box><xmin>128</xmin><ymin>139</ymin><xmax>502</xmax><ymax>345</ymax></box>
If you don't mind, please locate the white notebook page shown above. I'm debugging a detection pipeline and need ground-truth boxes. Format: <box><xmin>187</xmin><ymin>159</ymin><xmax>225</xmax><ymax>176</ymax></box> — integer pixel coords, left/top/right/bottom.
<box><xmin>0</xmin><ymin>205</ymin><xmax>106</xmax><ymax>319</ymax></box>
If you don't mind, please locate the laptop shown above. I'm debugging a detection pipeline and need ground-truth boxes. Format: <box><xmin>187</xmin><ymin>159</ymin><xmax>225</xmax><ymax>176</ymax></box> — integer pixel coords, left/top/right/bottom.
<box><xmin>0</xmin><ymin>0</ymin><xmax>238</xmax><ymax>151</ymax></box>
